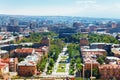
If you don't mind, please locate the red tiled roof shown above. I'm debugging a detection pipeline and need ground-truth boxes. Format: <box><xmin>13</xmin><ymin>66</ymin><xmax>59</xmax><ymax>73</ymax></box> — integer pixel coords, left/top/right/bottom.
<box><xmin>1</xmin><ymin>58</ymin><xmax>10</xmax><ymax>63</ymax></box>
<box><xmin>35</xmin><ymin>49</ymin><xmax>43</xmax><ymax>52</ymax></box>
<box><xmin>15</xmin><ymin>48</ymin><xmax>34</xmax><ymax>54</ymax></box>
<box><xmin>0</xmin><ymin>62</ymin><xmax>8</xmax><ymax>69</ymax></box>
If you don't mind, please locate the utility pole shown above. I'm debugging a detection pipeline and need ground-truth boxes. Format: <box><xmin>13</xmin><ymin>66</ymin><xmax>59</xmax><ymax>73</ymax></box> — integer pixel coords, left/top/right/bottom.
<box><xmin>83</xmin><ymin>64</ymin><xmax>85</xmax><ymax>80</ymax></box>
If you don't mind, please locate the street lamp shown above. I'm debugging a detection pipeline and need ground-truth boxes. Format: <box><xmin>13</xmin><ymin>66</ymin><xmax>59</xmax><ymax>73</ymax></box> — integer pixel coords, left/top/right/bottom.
<box><xmin>90</xmin><ymin>55</ymin><xmax>97</xmax><ymax>80</ymax></box>
<box><xmin>90</xmin><ymin>59</ymin><xmax>93</xmax><ymax>80</ymax></box>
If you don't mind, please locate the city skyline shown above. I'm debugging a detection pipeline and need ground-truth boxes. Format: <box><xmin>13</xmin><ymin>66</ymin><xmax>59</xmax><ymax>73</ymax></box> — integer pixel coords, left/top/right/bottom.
<box><xmin>0</xmin><ymin>0</ymin><xmax>120</xmax><ymax>18</ymax></box>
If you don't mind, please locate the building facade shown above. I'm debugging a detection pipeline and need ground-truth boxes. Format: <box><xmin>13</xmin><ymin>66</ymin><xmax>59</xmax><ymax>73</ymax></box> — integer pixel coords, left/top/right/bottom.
<box><xmin>1</xmin><ymin>58</ymin><xmax>18</xmax><ymax>72</ymax></box>
<box><xmin>18</xmin><ymin>62</ymin><xmax>37</xmax><ymax>76</ymax></box>
<box><xmin>0</xmin><ymin>62</ymin><xmax>9</xmax><ymax>77</ymax></box>
<box><xmin>80</xmin><ymin>38</ymin><xmax>89</xmax><ymax>46</ymax></box>
<box><xmin>0</xmin><ymin>50</ymin><xmax>9</xmax><ymax>58</ymax></box>
<box><xmin>99</xmin><ymin>64</ymin><xmax>120</xmax><ymax>80</ymax></box>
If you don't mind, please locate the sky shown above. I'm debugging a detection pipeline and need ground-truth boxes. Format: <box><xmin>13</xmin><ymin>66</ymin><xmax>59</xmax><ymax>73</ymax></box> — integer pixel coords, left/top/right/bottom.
<box><xmin>0</xmin><ymin>0</ymin><xmax>120</xmax><ymax>18</ymax></box>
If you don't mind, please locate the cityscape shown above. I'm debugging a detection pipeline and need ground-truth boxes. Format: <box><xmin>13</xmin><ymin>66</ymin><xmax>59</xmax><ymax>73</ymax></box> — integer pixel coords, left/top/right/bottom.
<box><xmin>0</xmin><ymin>0</ymin><xmax>120</xmax><ymax>80</ymax></box>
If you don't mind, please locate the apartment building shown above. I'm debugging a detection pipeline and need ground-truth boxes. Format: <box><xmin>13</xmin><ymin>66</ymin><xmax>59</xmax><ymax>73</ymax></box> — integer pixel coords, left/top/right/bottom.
<box><xmin>82</xmin><ymin>49</ymin><xmax>107</xmax><ymax>56</ymax></box>
<box><xmin>13</xmin><ymin>48</ymin><xmax>35</xmax><ymax>57</ymax></box>
<box><xmin>1</xmin><ymin>58</ymin><xmax>18</xmax><ymax>72</ymax></box>
<box><xmin>99</xmin><ymin>64</ymin><xmax>120</xmax><ymax>80</ymax></box>
<box><xmin>0</xmin><ymin>62</ymin><xmax>9</xmax><ymax>77</ymax></box>
<box><xmin>18</xmin><ymin>54</ymin><xmax>40</xmax><ymax>76</ymax></box>
<box><xmin>18</xmin><ymin>61</ymin><xmax>37</xmax><ymax>76</ymax></box>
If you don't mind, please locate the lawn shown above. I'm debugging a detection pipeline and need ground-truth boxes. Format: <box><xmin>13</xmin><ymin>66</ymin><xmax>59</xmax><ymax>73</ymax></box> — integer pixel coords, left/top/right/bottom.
<box><xmin>61</xmin><ymin>56</ymin><xmax>68</xmax><ymax>59</ymax></box>
<box><xmin>57</xmin><ymin>63</ymin><xmax>66</xmax><ymax>72</ymax></box>
<box><xmin>60</xmin><ymin>55</ymin><xmax>68</xmax><ymax>61</ymax></box>
<box><xmin>59</xmin><ymin>55</ymin><xmax>69</xmax><ymax>63</ymax></box>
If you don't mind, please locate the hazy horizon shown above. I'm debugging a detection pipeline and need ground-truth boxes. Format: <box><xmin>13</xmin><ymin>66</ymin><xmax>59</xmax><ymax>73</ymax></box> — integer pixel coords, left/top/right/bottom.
<box><xmin>0</xmin><ymin>0</ymin><xmax>120</xmax><ymax>18</ymax></box>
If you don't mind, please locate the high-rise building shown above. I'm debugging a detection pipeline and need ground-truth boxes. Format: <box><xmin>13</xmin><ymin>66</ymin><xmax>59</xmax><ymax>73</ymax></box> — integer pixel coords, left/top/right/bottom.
<box><xmin>112</xmin><ymin>22</ymin><xmax>117</xmax><ymax>28</ymax></box>
<box><xmin>9</xmin><ymin>18</ymin><xmax>18</xmax><ymax>26</ymax></box>
<box><xmin>29</xmin><ymin>21</ymin><xmax>38</xmax><ymax>29</ymax></box>
<box><xmin>7</xmin><ymin>25</ymin><xmax>20</xmax><ymax>32</ymax></box>
<box><xmin>7</xmin><ymin>18</ymin><xmax>20</xmax><ymax>32</ymax></box>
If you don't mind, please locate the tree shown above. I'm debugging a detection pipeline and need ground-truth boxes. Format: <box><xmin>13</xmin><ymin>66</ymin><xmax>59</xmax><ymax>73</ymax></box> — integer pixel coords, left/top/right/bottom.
<box><xmin>47</xmin><ymin>65</ymin><xmax>52</xmax><ymax>71</ymax></box>
<box><xmin>92</xmin><ymin>68</ymin><xmax>100</xmax><ymax>79</ymax></box>
<box><xmin>97</xmin><ymin>58</ymin><xmax>104</xmax><ymax>64</ymax></box>
<box><xmin>75</xmin><ymin>58</ymin><xmax>82</xmax><ymax>77</ymax></box>
<box><xmin>53</xmin><ymin>52</ymin><xmax>59</xmax><ymax>61</ymax></box>
<box><xmin>69</xmin><ymin>69</ymin><xmax>74</xmax><ymax>75</ymax></box>
<box><xmin>109</xmin><ymin>52</ymin><xmax>114</xmax><ymax>56</ymax></box>
<box><xmin>37</xmin><ymin>58</ymin><xmax>47</xmax><ymax>72</ymax></box>
<box><xmin>68</xmin><ymin>43</ymin><xmax>82</xmax><ymax>75</ymax></box>
<box><xmin>16</xmin><ymin>32</ymin><xmax>59</xmax><ymax>43</ymax></box>
<box><xmin>85</xmin><ymin>70</ymin><xmax>91</xmax><ymax>78</ymax></box>
<box><xmin>49</xmin><ymin>58</ymin><xmax>54</xmax><ymax>67</ymax></box>
<box><xmin>76</xmin><ymin>64</ymin><xmax>82</xmax><ymax>77</ymax></box>
<box><xmin>68</xmin><ymin>43</ymin><xmax>80</xmax><ymax>58</ymax></box>
<box><xmin>18</xmin><ymin>57</ymin><xmax>24</xmax><ymax>62</ymax></box>
<box><xmin>97</xmin><ymin>55</ymin><xmax>106</xmax><ymax>64</ymax></box>
<box><xmin>76</xmin><ymin>58</ymin><xmax>81</xmax><ymax>64</ymax></box>
<box><xmin>70</xmin><ymin>58</ymin><xmax>75</xmax><ymax>65</ymax></box>
<box><xmin>88</xmin><ymin>33</ymin><xmax>119</xmax><ymax>44</ymax></box>
<box><xmin>76</xmin><ymin>64</ymin><xmax>82</xmax><ymax>71</ymax></box>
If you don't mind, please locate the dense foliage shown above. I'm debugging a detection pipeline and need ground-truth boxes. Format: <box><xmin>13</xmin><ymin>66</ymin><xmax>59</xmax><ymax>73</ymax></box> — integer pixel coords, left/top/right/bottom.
<box><xmin>63</xmin><ymin>33</ymin><xmax>88</xmax><ymax>43</ymax></box>
<box><xmin>37</xmin><ymin>57</ymin><xmax>47</xmax><ymax>72</ymax></box>
<box><xmin>61</xmin><ymin>32</ymin><xmax>119</xmax><ymax>44</ymax></box>
<box><xmin>88</xmin><ymin>33</ymin><xmax>119</xmax><ymax>44</ymax></box>
<box><xmin>85</xmin><ymin>68</ymin><xmax>100</xmax><ymax>79</ymax></box>
<box><xmin>97</xmin><ymin>55</ymin><xmax>106</xmax><ymax>65</ymax></box>
<box><xmin>18</xmin><ymin>57</ymin><xmax>24</xmax><ymax>62</ymax></box>
<box><xmin>68</xmin><ymin>43</ymin><xmax>82</xmax><ymax>75</ymax></box>
<box><xmin>67</xmin><ymin>43</ymin><xmax>80</xmax><ymax>59</ymax></box>
<box><xmin>47</xmin><ymin>38</ymin><xmax>65</xmax><ymax>74</ymax></box>
<box><xmin>47</xmin><ymin>58</ymin><xmax>54</xmax><ymax>74</ymax></box>
<box><xmin>16</xmin><ymin>32</ymin><xmax>57</xmax><ymax>43</ymax></box>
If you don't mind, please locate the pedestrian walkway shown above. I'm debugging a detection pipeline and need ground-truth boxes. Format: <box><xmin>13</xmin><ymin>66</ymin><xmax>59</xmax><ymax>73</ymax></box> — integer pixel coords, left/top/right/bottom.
<box><xmin>52</xmin><ymin>45</ymin><xmax>70</xmax><ymax>77</ymax></box>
